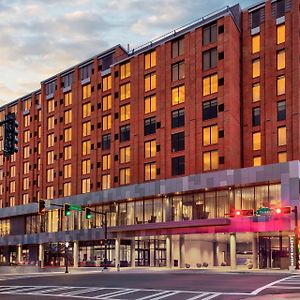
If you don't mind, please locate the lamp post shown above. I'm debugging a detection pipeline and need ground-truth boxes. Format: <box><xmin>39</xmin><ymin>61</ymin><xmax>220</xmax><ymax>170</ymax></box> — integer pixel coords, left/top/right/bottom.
<box><xmin>103</xmin><ymin>212</ymin><xmax>108</xmax><ymax>270</ymax></box>
<box><xmin>293</xmin><ymin>206</ymin><xmax>299</xmax><ymax>270</ymax></box>
<box><xmin>65</xmin><ymin>241</ymin><xmax>69</xmax><ymax>274</ymax></box>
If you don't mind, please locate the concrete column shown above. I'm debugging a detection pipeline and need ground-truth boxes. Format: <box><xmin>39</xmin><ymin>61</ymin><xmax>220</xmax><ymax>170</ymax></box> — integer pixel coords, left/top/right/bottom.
<box><xmin>230</xmin><ymin>233</ymin><xmax>237</xmax><ymax>269</ymax></box>
<box><xmin>73</xmin><ymin>241</ymin><xmax>79</xmax><ymax>268</ymax></box>
<box><xmin>252</xmin><ymin>233</ymin><xmax>258</xmax><ymax>269</ymax></box>
<box><xmin>179</xmin><ymin>235</ymin><xmax>185</xmax><ymax>268</ymax></box>
<box><xmin>150</xmin><ymin>241</ymin><xmax>155</xmax><ymax>267</ymax></box>
<box><xmin>166</xmin><ymin>236</ymin><xmax>172</xmax><ymax>268</ymax></box>
<box><xmin>115</xmin><ymin>238</ymin><xmax>120</xmax><ymax>269</ymax></box>
<box><xmin>130</xmin><ymin>239</ymin><xmax>135</xmax><ymax>268</ymax></box>
<box><xmin>212</xmin><ymin>241</ymin><xmax>218</xmax><ymax>266</ymax></box>
<box><xmin>17</xmin><ymin>244</ymin><xmax>22</xmax><ymax>264</ymax></box>
<box><xmin>38</xmin><ymin>244</ymin><xmax>44</xmax><ymax>268</ymax></box>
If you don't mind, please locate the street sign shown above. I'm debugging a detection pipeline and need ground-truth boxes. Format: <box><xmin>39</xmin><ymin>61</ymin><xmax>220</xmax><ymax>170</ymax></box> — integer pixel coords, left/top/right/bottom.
<box><xmin>70</xmin><ymin>204</ymin><xmax>82</xmax><ymax>212</ymax></box>
<box><xmin>256</xmin><ymin>207</ymin><xmax>272</xmax><ymax>216</ymax></box>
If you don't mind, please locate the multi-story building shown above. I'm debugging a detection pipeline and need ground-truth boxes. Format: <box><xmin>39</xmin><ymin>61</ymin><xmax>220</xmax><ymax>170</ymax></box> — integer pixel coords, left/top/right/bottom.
<box><xmin>0</xmin><ymin>0</ymin><xmax>299</xmax><ymax>269</ymax></box>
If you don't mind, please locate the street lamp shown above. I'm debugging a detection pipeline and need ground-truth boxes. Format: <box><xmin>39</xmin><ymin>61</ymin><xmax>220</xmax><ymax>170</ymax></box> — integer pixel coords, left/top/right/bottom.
<box><xmin>65</xmin><ymin>241</ymin><xmax>69</xmax><ymax>274</ymax></box>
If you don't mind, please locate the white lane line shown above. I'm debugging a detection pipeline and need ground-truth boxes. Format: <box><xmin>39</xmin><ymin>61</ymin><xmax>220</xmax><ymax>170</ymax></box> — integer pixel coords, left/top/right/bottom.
<box><xmin>275</xmin><ymin>281</ymin><xmax>300</xmax><ymax>285</ymax></box>
<box><xmin>61</xmin><ymin>287</ymin><xmax>104</xmax><ymax>296</ymax></box>
<box><xmin>186</xmin><ymin>292</ymin><xmax>210</xmax><ymax>300</ymax></box>
<box><xmin>202</xmin><ymin>293</ymin><xmax>222</xmax><ymax>300</ymax></box>
<box><xmin>94</xmin><ymin>288</ymin><xmax>133</xmax><ymax>298</ymax></box>
<box><xmin>150</xmin><ymin>291</ymin><xmax>179</xmax><ymax>300</ymax></box>
<box><xmin>269</xmin><ymin>286</ymin><xmax>300</xmax><ymax>290</ymax></box>
<box><xmin>0</xmin><ymin>286</ymin><xmax>26</xmax><ymax>292</ymax></box>
<box><xmin>31</xmin><ymin>286</ymin><xmax>74</xmax><ymax>294</ymax></box>
<box><xmin>4</xmin><ymin>286</ymin><xmax>49</xmax><ymax>293</ymax></box>
<box><xmin>105</xmin><ymin>289</ymin><xmax>140</xmax><ymax>298</ymax></box>
<box><xmin>136</xmin><ymin>291</ymin><xmax>171</xmax><ymax>300</ymax></box>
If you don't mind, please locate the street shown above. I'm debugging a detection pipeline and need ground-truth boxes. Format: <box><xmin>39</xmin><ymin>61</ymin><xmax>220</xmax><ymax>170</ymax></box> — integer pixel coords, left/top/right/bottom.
<box><xmin>0</xmin><ymin>270</ymin><xmax>300</xmax><ymax>299</ymax></box>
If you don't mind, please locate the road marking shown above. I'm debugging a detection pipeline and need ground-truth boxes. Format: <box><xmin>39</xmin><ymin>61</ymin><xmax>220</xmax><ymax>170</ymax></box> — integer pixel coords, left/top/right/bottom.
<box><xmin>136</xmin><ymin>291</ymin><xmax>171</xmax><ymax>300</ymax></box>
<box><xmin>61</xmin><ymin>287</ymin><xmax>104</xmax><ymax>296</ymax></box>
<box><xmin>94</xmin><ymin>288</ymin><xmax>134</xmax><ymax>298</ymax></box>
<box><xmin>202</xmin><ymin>293</ymin><xmax>222</xmax><ymax>300</ymax></box>
<box><xmin>269</xmin><ymin>285</ymin><xmax>300</xmax><ymax>289</ymax></box>
<box><xmin>151</xmin><ymin>291</ymin><xmax>180</xmax><ymax>300</ymax></box>
<box><xmin>186</xmin><ymin>292</ymin><xmax>210</xmax><ymax>300</ymax></box>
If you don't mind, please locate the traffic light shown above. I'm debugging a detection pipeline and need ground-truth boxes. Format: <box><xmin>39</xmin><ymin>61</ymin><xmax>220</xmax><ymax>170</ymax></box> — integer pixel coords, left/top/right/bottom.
<box><xmin>85</xmin><ymin>207</ymin><xmax>92</xmax><ymax>219</ymax></box>
<box><xmin>4</xmin><ymin>113</ymin><xmax>18</xmax><ymax>157</ymax></box>
<box><xmin>64</xmin><ymin>203</ymin><xmax>71</xmax><ymax>216</ymax></box>
<box><xmin>38</xmin><ymin>200</ymin><xmax>46</xmax><ymax>215</ymax></box>
<box><xmin>231</xmin><ymin>209</ymin><xmax>254</xmax><ymax>217</ymax></box>
<box><xmin>274</xmin><ymin>206</ymin><xmax>292</xmax><ymax>215</ymax></box>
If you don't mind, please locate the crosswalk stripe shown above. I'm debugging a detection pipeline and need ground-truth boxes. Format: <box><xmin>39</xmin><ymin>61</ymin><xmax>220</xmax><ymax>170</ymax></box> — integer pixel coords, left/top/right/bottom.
<box><xmin>94</xmin><ymin>288</ymin><xmax>133</xmax><ymax>299</ymax></box>
<box><xmin>201</xmin><ymin>293</ymin><xmax>222</xmax><ymax>300</ymax></box>
<box><xmin>186</xmin><ymin>292</ymin><xmax>210</xmax><ymax>300</ymax></box>
<box><xmin>136</xmin><ymin>291</ymin><xmax>171</xmax><ymax>300</ymax></box>
<box><xmin>270</xmin><ymin>286</ymin><xmax>300</xmax><ymax>290</ymax></box>
<box><xmin>150</xmin><ymin>291</ymin><xmax>180</xmax><ymax>300</ymax></box>
<box><xmin>60</xmin><ymin>287</ymin><xmax>104</xmax><ymax>296</ymax></box>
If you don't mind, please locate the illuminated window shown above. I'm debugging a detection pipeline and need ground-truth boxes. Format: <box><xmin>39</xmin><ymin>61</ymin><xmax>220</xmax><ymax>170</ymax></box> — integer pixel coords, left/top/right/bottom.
<box><xmin>278</xmin><ymin>126</ymin><xmax>287</xmax><ymax>146</ymax></box>
<box><xmin>253</xmin><ymin>156</ymin><xmax>262</xmax><ymax>166</ymax></box>
<box><xmin>64</xmin><ymin>92</ymin><xmax>72</xmax><ymax>106</ymax></box>
<box><xmin>252</xmin><ymin>59</ymin><xmax>260</xmax><ymax>78</ymax></box>
<box><xmin>278</xmin><ymin>152</ymin><xmax>287</xmax><ymax>163</ymax></box>
<box><xmin>120</xmin><ymin>62</ymin><xmax>131</xmax><ymax>79</ymax></box>
<box><xmin>82</xmin><ymin>121</ymin><xmax>91</xmax><ymax>137</ymax></box>
<box><xmin>145</xmin><ymin>51</ymin><xmax>156</xmax><ymax>69</ymax></box>
<box><xmin>203</xmin><ymin>150</ymin><xmax>218</xmax><ymax>171</ymax></box>
<box><xmin>102</xmin><ymin>174</ymin><xmax>110</xmax><ymax>190</ymax></box>
<box><xmin>120</xmin><ymin>82</ymin><xmax>131</xmax><ymax>100</ymax></box>
<box><xmin>277</xmin><ymin>75</ymin><xmax>285</xmax><ymax>95</ymax></box>
<box><xmin>47</xmin><ymin>116</ymin><xmax>54</xmax><ymax>130</ymax></box>
<box><xmin>82</xmin><ymin>159</ymin><xmax>91</xmax><ymax>175</ymax></box>
<box><xmin>203</xmin><ymin>125</ymin><xmax>218</xmax><ymax>146</ymax></box>
<box><xmin>82</xmin><ymin>83</ymin><xmax>91</xmax><ymax>99</ymax></box>
<box><xmin>63</xmin><ymin>182</ymin><xmax>71</xmax><ymax>197</ymax></box>
<box><xmin>144</xmin><ymin>162</ymin><xmax>156</xmax><ymax>181</ymax></box>
<box><xmin>23</xmin><ymin>130</ymin><xmax>30</xmax><ymax>143</ymax></box>
<box><xmin>48</xmin><ymin>99</ymin><xmax>55</xmax><ymax>113</ymax></box>
<box><xmin>9</xmin><ymin>181</ymin><xmax>15</xmax><ymax>193</ymax></box>
<box><xmin>46</xmin><ymin>186</ymin><xmax>54</xmax><ymax>200</ymax></box>
<box><xmin>9</xmin><ymin>196</ymin><xmax>15</xmax><ymax>206</ymax></box>
<box><xmin>22</xmin><ymin>194</ymin><xmax>29</xmax><ymax>205</ymax></box>
<box><xmin>63</xmin><ymin>164</ymin><xmax>72</xmax><ymax>179</ymax></box>
<box><xmin>120</xmin><ymin>168</ymin><xmax>130</xmax><ymax>185</ymax></box>
<box><xmin>64</xmin><ymin>128</ymin><xmax>72</xmax><ymax>142</ymax></box>
<box><xmin>120</xmin><ymin>146</ymin><xmax>130</xmax><ymax>163</ymax></box>
<box><xmin>277</xmin><ymin>50</ymin><xmax>285</xmax><ymax>70</ymax></box>
<box><xmin>24</xmin><ymin>115</ymin><xmax>30</xmax><ymax>127</ymax></box>
<box><xmin>23</xmin><ymin>146</ymin><xmax>30</xmax><ymax>159</ymax></box>
<box><xmin>172</xmin><ymin>61</ymin><xmax>185</xmax><ymax>81</ymax></box>
<box><xmin>64</xmin><ymin>146</ymin><xmax>72</xmax><ymax>160</ymax></box>
<box><xmin>145</xmin><ymin>140</ymin><xmax>156</xmax><ymax>158</ymax></box>
<box><xmin>82</xmin><ymin>140</ymin><xmax>91</xmax><ymax>156</ymax></box>
<box><xmin>145</xmin><ymin>73</ymin><xmax>156</xmax><ymax>92</ymax></box>
<box><xmin>47</xmin><ymin>151</ymin><xmax>54</xmax><ymax>165</ymax></box>
<box><xmin>252</xmin><ymin>83</ymin><xmax>260</xmax><ymax>102</ymax></box>
<box><xmin>10</xmin><ymin>166</ymin><xmax>16</xmax><ymax>177</ymax></box>
<box><xmin>144</xmin><ymin>95</ymin><xmax>156</xmax><ymax>114</ymax></box>
<box><xmin>277</xmin><ymin>24</ymin><xmax>285</xmax><ymax>44</ymax></box>
<box><xmin>23</xmin><ymin>99</ymin><xmax>31</xmax><ymax>111</ymax></box>
<box><xmin>252</xmin><ymin>34</ymin><xmax>260</xmax><ymax>54</ymax></box>
<box><xmin>120</xmin><ymin>104</ymin><xmax>130</xmax><ymax>121</ymax></box>
<box><xmin>203</xmin><ymin>74</ymin><xmax>218</xmax><ymax>96</ymax></box>
<box><xmin>102</xmin><ymin>114</ymin><xmax>112</xmax><ymax>131</ymax></box>
<box><xmin>23</xmin><ymin>162</ymin><xmax>29</xmax><ymax>174</ymax></box>
<box><xmin>81</xmin><ymin>178</ymin><xmax>90</xmax><ymax>194</ymax></box>
<box><xmin>47</xmin><ymin>169</ymin><xmax>54</xmax><ymax>182</ymax></box>
<box><xmin>252</xmin><ymin>132</ymin><xmax>261</xmax><ymax>150</ymax></box>
<box><xmin>38</xmin><ymin>126</ymin><xmax>41</xmax><ymax>138</ymax></box>
<box><xmin>64</xmin><ymin>110</ymin><xmax>72</xmax><ymax>125</ymax></box>
<box><xmin>102</xmin><ymin>95</ymin><xmax>112</xmax><ymax>111</ymax></box>
<box><xmin>82</xmin><ymin>103</ymin><xmax>91</xmax><ymax>118</ymax></box>
<box><xmin>172</xmin><ymin>85</ymin><xmax>185</xmax><ymax>105</ymax></box>
<box><xmin>102</xmin><ymin>75</ymin><xmax>112</xmax><ymax>91</ymax></box>
<box><xmin>102</xmin><ymin>154</ymin><xmax>111</xmax><ymax>171</ymax></box>
<box><xmin>172</xmin><ymin>38</ymin><xmax>184</xmax><ymax>58</ymax></box>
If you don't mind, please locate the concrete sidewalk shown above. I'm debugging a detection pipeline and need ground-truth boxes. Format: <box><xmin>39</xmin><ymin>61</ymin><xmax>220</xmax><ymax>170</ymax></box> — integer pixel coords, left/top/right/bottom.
<box><xmin>243</xmin><ymin>294</ymin><xmax>300</xmax><ymax>299</ymax></box>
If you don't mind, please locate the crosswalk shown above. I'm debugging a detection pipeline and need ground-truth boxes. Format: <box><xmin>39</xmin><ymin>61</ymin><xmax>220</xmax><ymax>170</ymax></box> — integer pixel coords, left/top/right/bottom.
<box><xmin>267</xmin><ymin>275</ymin><xmax>300</xmax><ymax>291</ymax></box>
<box><xmin>0</xmin><ymin>285</ymin><xmax>223</xmax><ymax>299</ymax></box>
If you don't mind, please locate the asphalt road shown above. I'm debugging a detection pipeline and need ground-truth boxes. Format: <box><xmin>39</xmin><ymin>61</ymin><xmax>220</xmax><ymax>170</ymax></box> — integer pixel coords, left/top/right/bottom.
<box><xmin>0</xmin><ymin>270</ymin><xmax>299</xmax><ymax>299</ymax></box>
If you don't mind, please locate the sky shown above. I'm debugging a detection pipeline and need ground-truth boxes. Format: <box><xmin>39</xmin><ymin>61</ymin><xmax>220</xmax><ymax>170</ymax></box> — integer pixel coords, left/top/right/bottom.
<box><xmin>0</xmin><ymin>0</ymin><xmax>255</xmax><ymax>105</ymax></box>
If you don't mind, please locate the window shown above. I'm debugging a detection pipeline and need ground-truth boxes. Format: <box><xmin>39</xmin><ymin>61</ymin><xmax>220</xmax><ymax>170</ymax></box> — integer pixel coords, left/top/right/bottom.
<box><xmin>62</xmin><ymin>73</ymin><xmax>73</xmax><ymax>89</ymax></box>
<box><xmin>120</xmin><ymin>104</ymin><xmax>130</xmax><ymax>121</ymax></box>
<box><xmin>277</xmin><ymin>75</ymin><xmax>285</xmax><ymax>95</ymax></box>
<box><xmin>172</xmin><ymin>156</ymin><xmax>185</xmax><ymax>176</ymax></box>
<box><xmin>24</xmin><ymin>115</ymin><xmax>30</xmax><ymax>127</ymax></box>
<box><xmin>46</xmin><ymin>186</ymin><xmax>54</xmax><ymax>199</ymax></box>
<box><xmin>252</xmin><ymin>59</ymin><xmax>260</xmax><ymax>78</ymax></box>
<box><xmin>47</xmin><ymin>133</ymin><xmax>54</xmax><ymax>147</ymax></box>
<box><xmin>278</xmin><ymin>126</ymin><xmax>287</xmax><ymax>146</ymax></box>
<box><xmin>203</xmin><ymin>150</ymin><xmax>218</xmax><ymax>171</ymax></box>
<box><xmin>47</xmin><ymin>151</ymin><xmax>54</xmax><ymax>165</ymax></box>
<box><xmin>80</xmin><ymin>64</ymin><xmax>92</xmax><ymax>80</ymax></box>
<box><xmin>252</xmin><ymin>107</ymin><xmax>260</xmax><ymax>126</ymax></box>
<box><xmin>64</xmin><ymin>146</ymin><xmax>72</xmax><ymax>160</ymax></box>
<box><xmin>145</xmin><ymin>73</ymin><xmax>156</xmax><ymax>92</ymax></box>
<box><xmin>120</xmin><ymin>62</ymin><xmax>131</xmax><ymax>79</ymax></box>
<box><xmin>22</xmin><ymin>194</ymin><xmax>29</xmax><ymax>205</ymax></box>
<box><xmin>82</xmin><ymin>103</ymin><xmax>91</xmax><ymax>118</ymax></box>
<box><xmin>64</xmin><ymin>164</ymin><xmax>72</xmax><ymax>179</ymax></box>
<box><xmin>277</xmin><ymin>50</ymin><xmax>285</xmax><ymax>70</ymax></box>
<box><xmin>63</xmin><ymin>183</ymin><xmax>71</xmax><ymax>197</ymax></box>
<box><xmin>278</xmin><ymin>152</ymin><xmax>287</xmax><ymax>163</ymax></box>
<box><xmin>47</xmin><ymin>116</ymin><xmax>54</xmax><ymax>130</ymax></box>
<box><xmin>172</xmin><ymin>38</ymin><xmax>184</xmax><ymax>58</ymax></box>
<box><xmin>145</xmin><ymin>162</ymin><xmax>156</xmax><ymax>181</ymax></box>
<box><xmin>277</xmin><ymin>101</ymin><xmax>286</xmax><ymax>121</ymax></box>
<box><xmin>23</xmin><ymin>162</ymin><xmax>29</xmax><ymax>174</ymax></box>
<box><xmin>48</xmin><ymin>99</ymin><xmax>55</xmax><ymax>113</ymax></box>
<box><xmin>46</xmin><ymin>81</ymin><xmax>55</xmax><ymax>96</ymax></box>
<box><xmin>10</xmin><ymin>166</ymin><xmax>16</xmax><ymax>177</ymax></box>
<box><xmin>145</xmin><ymin>51</ymin><xmax>156</xmax><ymax>69</ymax></box>
<box><xmin>203</xmin><ymin>23</ymin><xmax>217</xmax><ymax>45</ymax></box>
<box><xmin>120</xmin><ymin>146</ymin><xmax>130</xmax><ymax>163</ymax></box>
<box><xmin>102</xmin><ymin>174</ymin><xmax>111</xmax><ymax>190</ymax></box>
<box><xmin>172</xmin><ymin>85</ymin><xmax>185</xmax><ymax>105</ymax></box>
<box><xmin>102</xmin><ymin>75</ymin><xmax>112</xmax><ymax>91</ymax></box>
<box><xmin>64</xmin><ymin>128</ymin><xmax>72</xmax><ymax>142</ymax></box>
<box><xmin>252</xmin><ymin>132</ymin><xmax>261</xmax><ymax>150</ymax></box>
<box><xmin>144</xmin><ymin>117</ymin><xmax>156</xmax><ymax>135</ymax></box>
<box><xmin>120</xmin><ymin>168</ymin><xmax>130</xmax><ymax>185</ymax></box>
<box><xmin>172</xmin><ymin>108</ymin><xmax>185</xmax><ymax>128</ymax></box>
<box><xmin>203</xmin><ymin>125</ymin><xmax>218</xmax><ymax>146</ymax></box>
<box><xmin>277</xmin><ymin>24</ymin><xmax>285</xmax><ymax>44</ymax></box>
<box><xmin>253</xmin><ymin>156</ymin><xmax>262</xmax><ymax>166</ymax></box>
<box><xmin>252</xmin><ymin>83</ymin><xmax>260</xmax><ymax>102</ymax></box>
<box><xmin>23</xmin><ymin>99</ymin><xmax>31</xmax><ymax>111</ymax></box>
<box><xmin>172</xmin><ymin>61</ymin><xmax>185</xmax><ymax>81</ymax></box>
<box><xmin>120</xmin><ymin>125</ymin><xmax>130</xmax><ymax>142</ymax></box>
<box><xmin>64</xmin><ymin>110</ymin><xmax>72</xmax><ymax>125</ymax></box>
<box><xmin>203</xmin><ymin>74</ymin><xmax>218</xmax><ymax>96</ymax></box>
<box><xmin>120</xmin><ymin>82</ymin><xmax>131</xmax><ymax>100</ymax></box>
<box><xmin>82</xmin><ymin>178</ymin><xmax>90</xmax><ymax>194</ymax></box>
<box><xmin>82</xmin><ymin>121</ymin><xmax>91</xmax><ymax>137</ymax></box>
<box><xmin>145</xmin><ymin>95</ymin><xmax>156</xmax><ymax>114</ymax></box>
<box><xmin>203</xmin><ymin>48</ymin><xmax>217</xmax><ymax>70</ymax></box>
<box><xmin>102</xmin><ymin>95</ymin><xmax>112</xmax><ymax>111</ymax></box>
<box><xmin>47</xmin><ymin>169</ymin><xmax>54</xmax><ymax>183</ymax></box>
<box><xmin>102</xmin><ymin>115</ymin><xmax>112</xmax><ymax>131</ymax></box>
<box><xmin>102</xmin><ymin>134</ymin><xmax>111</xmax><ymax>150</ymax></box>
<box><xmin>82</xmin><ymin>84</ymin><xmax>91</xmax><ymax>99</ymax></box>
<box><xmin>172</xmin><ymin>132</ymin><xmax>185</xmax><ymax>152</ymax></box>
<box><xmin>102</xmin><ymin>154</ymin><xmax>111</xmax><ymax>171</ymax></box>
<box><xmin>203</xmin><ymin>99</ymin><xmax>218</xmax><ymax>120</ymax></box>
<box><xmin>252</xmin><ymin>34</ymin><xmax>260</xmax><ymax>54</ymax></box>
<box><xmin>251</xmin><ymin>9</ymin><xmax>262</xmax><ymax>29</ymax></box>
<box><xmin>82</xmin><ymin>140</ymin><xmax>91</xmax><ymax>155</ymax></box>
<box><xmin>9</xmin><ymin>181</ymin><xmax>16</xmax><ymax>193</ymax></box>
<box><xmin>23</xmin><ymin>130</ymin><xmax>30</xmax><ymax>143</ymax></box>
<box><xmin>145</xmin><ymin>140</ymin><xmax>156</xmax><ymax>158</ymax></box>
<box><xmin>82</xmin><ymin>159</ymin><xmax>91</xmax><ymax>175</ymax></box>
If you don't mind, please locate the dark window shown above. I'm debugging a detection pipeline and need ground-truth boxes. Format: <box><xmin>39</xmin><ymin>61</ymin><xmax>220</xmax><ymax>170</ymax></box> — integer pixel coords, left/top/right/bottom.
<box><xmin>46</xmin><ymin>81</ymin><xmax>56</xmax><ymax>96</ymax></box>
<box><xmin>203</xmin><ymin>48</ymin><xmax>217</xmax><ymax>70</ymax></box>
<box><xmin>218</xmin><ymin>25</ymin><xmax>224</xmax><ymax>34</ymax></box>
<box><xmin>171</xmin><ymin>132</ymin><xmax>185</xmax><ymax>152</ymax></box>
<box><xmin>218</xmin><ymin>51</ymin><xmax>224</xmax><ymax>60</ymax></box>
<box><xmin>252</xmin><ymin>107</ymin><xmax>260</xmax><ymax>126</ymax></box>
<box><xmin>80</xmin><ymin>64</ymin><xmax>93</xmax><ymax>80</ymax></box>
<box><xmin>172</xmin><ymin>37</ymin><xmax>184</xmax><ymax>58</ymax></box>
<box><xmin>277</xmin><ymin>101</ymin><xmax>286</xmax><ymax>121</ymax></box>
<box><xmin>172</xmin><ymin>61</ymin><xmax>185</xmax><ymax>81</ymax></box>
<box><xmin>172</xmin><ymin>109</ymin><xmax>185</xmax><ymax>128</ymax></box>
<box><xmin>101</xmin><ymin>54</ymin><xmax>113</xmax><ymax>71</ymax></box>
<box><xmin>276</xmin><ymin>0</ymin><xmax>285</xmax><ymax>18</ymax></box>
<box><xmin>62</xmin><ymin>73</ymin><xmax>73</xmax><ymax>88</ymax></box>
<box><xmin>102</xmin><ymin>134</ymin><xmax>111</xmax><ymax>150</ymax></box>
<box><xmin>203</xmin><ymin>99</ymin><xmax>218</xmax><ymax>120</ymax></box>
<box><xmin>172</xmin><ymin>156</ymin><xmax>185</xmax><ymax>176</ymax></box>
<box><xmin>203</xmin><ymin>23</ymin><xmax>217</xmax><ymax>46</ymax></box>
<box><xmin>251</xmin><ymin>9</ymin><xmax>262</xmax><ymax>28</ymax></box>
<box><xmin>144</xmin><ymin>117</ymin><xmax>156</xmax><ymax>135</ymax></box>
<box><xmin>120</xmin><ymin>125</ymin><xmax>130</xmax><ymax>142</ymax></box>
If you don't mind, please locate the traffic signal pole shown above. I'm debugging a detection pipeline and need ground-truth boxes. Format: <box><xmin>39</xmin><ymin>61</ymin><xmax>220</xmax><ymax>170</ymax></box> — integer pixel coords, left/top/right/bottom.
<box><xmin>293</xmin><ymin>205</ymin><xmax>299</xmax><ymax>270</ymax></box>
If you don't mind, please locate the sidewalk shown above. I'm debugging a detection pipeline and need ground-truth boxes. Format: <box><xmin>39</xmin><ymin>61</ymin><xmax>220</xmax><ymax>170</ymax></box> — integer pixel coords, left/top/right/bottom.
<box><xmin>243</xmin><ymin>295</ymin><xmax>300</xmax><ymax>300</ymax></box>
